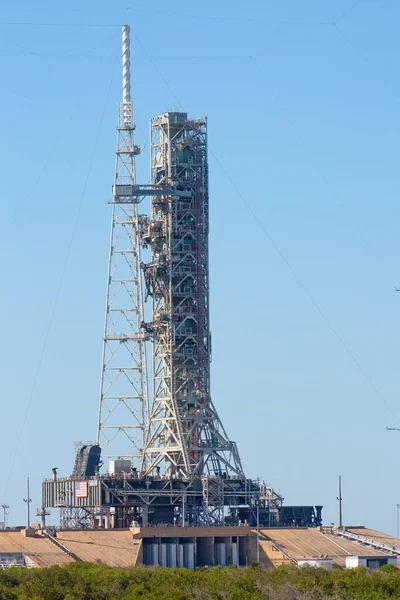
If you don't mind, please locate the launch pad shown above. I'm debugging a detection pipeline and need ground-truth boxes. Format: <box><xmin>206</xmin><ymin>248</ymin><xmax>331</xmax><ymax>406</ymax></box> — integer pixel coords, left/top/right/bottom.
<box><xmin>41</xmin><ymin>26</ymin><xmax>322</xmax><ymax>531</ymax></box>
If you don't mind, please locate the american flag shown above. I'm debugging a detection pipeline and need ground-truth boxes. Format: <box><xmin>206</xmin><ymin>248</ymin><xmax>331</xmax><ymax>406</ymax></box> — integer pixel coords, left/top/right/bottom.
<box><xmin>75</xmin><ymin>481</ymin><xmax>88</xmax><ymax>499</ymax></box>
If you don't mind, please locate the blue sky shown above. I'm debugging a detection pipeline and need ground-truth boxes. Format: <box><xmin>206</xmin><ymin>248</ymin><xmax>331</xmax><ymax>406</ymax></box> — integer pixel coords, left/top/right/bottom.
<box><xmin>1</xmin><ymin>0</ymin><xmax>400</xmax><ymax>534</ymax></box>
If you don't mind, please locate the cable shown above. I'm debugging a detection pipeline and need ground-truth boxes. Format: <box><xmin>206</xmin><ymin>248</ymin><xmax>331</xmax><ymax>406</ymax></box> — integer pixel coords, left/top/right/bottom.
<box><xmin>126</xmin><ymin>6</ymin><xmax>332</xmax><ymax>26</ymax></box>
<box><xmin>332</xmin><ymin>0</ymin><xmax>362</xmax><ymax>25</ymax></box>
<box><xmin>249</xmin><ymin>54</ymin><xmax>396</xmax><ymax>286</ymax></box>
<box><xmin>333</xmin><ymin>22</ymin><xmax>400</xmax><ymax>101</ymax></box>
<box><xmin>7</xmin><ymin>156</ymin><xmax>51</xmax><ymax>236</ymax></box>
<box><xmin>2</xmin><ymin>51</ymin><xmax>121</xmax><ymax>501</ymax></box>
<box><xmin>212</xmin><ymin>154</ymin><xmax>400</xmax><ymax>427</ymax></box>
<box><xmin>132</xmin><ymin>30</ymin><xmax>400</xmax><ymax>425</ymax></box>
<box><xmin>6</xmin><ymin>30</ymin><xmax>120</xmax><ymax>239</ymax></box>
<box><xmin>0</xmin><ymin>21</ymin><xmax>120</xmax><ymax>28</ymax></box>
<box><xmin>0</xmin><ymin>3</ymin><xmax>362</xmax><ymax>29</ymax></box>
<box><xmin>0</xmin><ymin>49</ymin><xmax>251</xmax><ymax>60</ymax></box>
<box><xmin>131</xmin><ymin>32</ymin><xmax>183</xmax><ymax>109</ymax></box>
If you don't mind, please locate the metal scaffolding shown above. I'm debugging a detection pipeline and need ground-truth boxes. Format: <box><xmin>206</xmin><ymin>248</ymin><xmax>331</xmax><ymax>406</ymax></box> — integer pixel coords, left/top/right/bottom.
<box><xmin>41</xmin><ymin>25</ymin><xmax>323</xmax><ymax>530</ymax></box>
<box><xmin>141</xmin><ymin>112</ymin><xmax>244</xmax><ymax>480</ymax></box>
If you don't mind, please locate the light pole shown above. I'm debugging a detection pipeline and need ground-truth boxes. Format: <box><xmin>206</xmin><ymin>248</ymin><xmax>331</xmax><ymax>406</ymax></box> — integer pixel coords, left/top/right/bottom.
<box><xmin>23</xmin><ymin>477</ymin><xmax>32</xmax><ymax>529</ymax></box>
<box><xmin>397</xmin><ymin>504</ymin><xmax>400</xmax><ymax>538</ymax></box>
<box><xmin>337</xmin><ymin>475</ymin><xmax>343</xmax><ymax>529</ymax></box>
<box><xmin>1</xmin><ymin>504</ymin><xmax>9</xmax><ymax>529</ymax></box>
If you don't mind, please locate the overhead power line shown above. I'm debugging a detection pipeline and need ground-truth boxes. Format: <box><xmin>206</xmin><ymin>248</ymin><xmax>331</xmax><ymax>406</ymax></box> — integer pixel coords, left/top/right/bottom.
<box><xmin>130</xmin><ymin>29</ymin><xmax>400</xmax><ymax>426</ymax></box>
<box><xmin>2</xmin><ymin>52</ymin><xmax>120</xmax><ymax>501</ymax></box>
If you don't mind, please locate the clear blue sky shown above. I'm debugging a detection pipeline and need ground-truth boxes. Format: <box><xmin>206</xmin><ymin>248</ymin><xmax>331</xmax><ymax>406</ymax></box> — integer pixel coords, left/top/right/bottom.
<box><xmin>1</xmin><ymin>0</ymin><xmax>400</xmax><ymax>534</ymax></box>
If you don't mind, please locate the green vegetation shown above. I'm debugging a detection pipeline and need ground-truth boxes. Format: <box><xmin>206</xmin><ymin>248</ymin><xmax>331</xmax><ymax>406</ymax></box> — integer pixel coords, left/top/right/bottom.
<box><xmin>1</xmin><ymin>563</ymin><xmax>400</xmax><ymax>599</ymax></box>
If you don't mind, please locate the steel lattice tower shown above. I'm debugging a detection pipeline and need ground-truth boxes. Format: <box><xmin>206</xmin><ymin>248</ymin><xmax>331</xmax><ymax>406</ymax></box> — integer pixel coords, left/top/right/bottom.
<box><xmin>42</xmin><ymin>25</ymin><xmax>319</xmax><ymax>531</ymax></box>
<box><xmin>96</xmin><ymin>25</ymin><xmax>148</xmax><ymax>461</ymax></box>
<box><xmin>141</xmin><ymin>113</ymin><xmax>244</xmax><ymax>480</ymax></box>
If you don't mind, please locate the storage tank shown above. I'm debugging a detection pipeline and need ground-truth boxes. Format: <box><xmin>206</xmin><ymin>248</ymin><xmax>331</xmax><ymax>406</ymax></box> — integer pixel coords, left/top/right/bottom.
<box><xmin>183</xmin><ymin>543</ymin><xmax>195</xmax><ymax>570</ymax></box>
<box><xmin>177</xmin><ymin>544</ymin><xmax>184</xmax><ymax>568</ymax></box>
<box><xmin>161</xmin><ymin>544</ymin><xmax>167</xmax><ymax>567</ymax></box>
<box><xmin>232</xmin><ymin>542</ymin><xmax>238</xmax><ymax>566</ymax></box>
<box><xmin>167</xmin><ymin>543</ymin><xmax>177</xmax><ymax>567</ymax></box>
<box><xmin>152</xmin><ymin>544</ymin><xmax>159</xmax><ymax>566</ymax></box>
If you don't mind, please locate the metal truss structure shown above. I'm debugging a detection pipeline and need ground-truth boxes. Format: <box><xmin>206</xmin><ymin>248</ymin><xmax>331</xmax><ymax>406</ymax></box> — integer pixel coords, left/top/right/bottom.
<box><xmin>96</xmin><ymin>25</ymin><xmax>148</xmax><ymax>462</ymax></box>
<box><xmin>41</xmin><ymin>25</ymin><xmax>324</xmax><ymax>530</ymax></box>
<box><xmin>43</xmin><ymin>475</ymin><xmax>268</xmax><ymax>528</ymax></box>
<box><xmin>60</xmin><ymin>507</ymin><xmax>95</xmax><ymax>529</ymax></box>
<box><xmin>141</xmin><ymin>112</ymin><xmax>244</xmax><ymax>480</ymax></box>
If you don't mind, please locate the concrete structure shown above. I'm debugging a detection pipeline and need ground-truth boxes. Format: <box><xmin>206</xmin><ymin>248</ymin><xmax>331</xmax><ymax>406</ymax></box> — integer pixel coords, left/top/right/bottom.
<box><xmin>0</xmin><ymin>530</ymin><xmax>73</xmax><ymax>568</ymax></box>
<box><xmin>256</xmin><ymin>527</ymin><xmax>399</xmax><ymax>568</ymax></box>
<box><xmin>346</xmin><ymin>555</ymin><xmax>397</xmax><ymax>569</ymax></box>
<box><xmin>54</xmin><ymin>530</ymin><xmax>142</xmax><ymax>567</ymax></box>
<box><xmin>132</xmin><ymin>526</ymin><xmax>255</xmax><ymax>568</ymax></box>
<box><xmin>0</xmin><ymin>526</ymin><xmax>397</xmax><ymax>570</ymax></box>
<box><xmin>0</xmin><ymin>527</ymin><xmax>256</xmax><ymax>569</ymax></box>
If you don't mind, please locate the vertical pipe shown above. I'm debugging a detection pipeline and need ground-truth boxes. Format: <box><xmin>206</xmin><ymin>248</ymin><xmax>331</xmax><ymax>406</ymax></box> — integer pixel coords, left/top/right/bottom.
<box><xmin>397</xmin><ymin>504</ymin><xmax>399</xmax><ymax>538</ymax></box>
<box><xmin>338</xmin><ymin>475</ymin><xmax>343</xmax><ymax>529</ymax></box>
<box><xmin>256</xmin><ymin>503</ymin><xmax>260</xmax><ymax>564</ymax></box>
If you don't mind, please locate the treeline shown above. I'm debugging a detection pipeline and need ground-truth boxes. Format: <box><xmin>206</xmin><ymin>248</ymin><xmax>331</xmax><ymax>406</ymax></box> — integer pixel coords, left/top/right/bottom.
<box><xmin>0</xmin><ymin>562</ymin><xmax>400</xmax><ymax>599</ymax></box>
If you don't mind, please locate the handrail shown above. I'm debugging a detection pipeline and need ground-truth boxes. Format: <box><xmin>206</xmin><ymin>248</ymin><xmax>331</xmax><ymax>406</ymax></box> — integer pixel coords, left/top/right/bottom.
<box><xmin>333</xmin><ymin>529</ymin><xmax>399</xmax><ymax>556</ymax></box>
<box><xmin>43</xmin><ymin>531</ymin><xmax>82</xmax><ymax>562</ymax></box>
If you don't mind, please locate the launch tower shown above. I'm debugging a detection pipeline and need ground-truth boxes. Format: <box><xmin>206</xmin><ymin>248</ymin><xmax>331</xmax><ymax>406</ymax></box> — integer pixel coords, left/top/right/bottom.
<box><xmin>42</xmin><ymin>26</ymin><xmax>322</xmax><ymax>530</ymax></box>
<box><xmin>141</xmin><ymin>112</ymin><xmax>243</xmax><ymax>481</ymax></box>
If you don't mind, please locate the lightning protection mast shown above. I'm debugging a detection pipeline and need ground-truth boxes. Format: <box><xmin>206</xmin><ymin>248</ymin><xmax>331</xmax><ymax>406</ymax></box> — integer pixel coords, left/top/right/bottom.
<box><xmin>97</xmin><ymin>25</ymin><xmax>148</xmax><ymax>463</ymax></box>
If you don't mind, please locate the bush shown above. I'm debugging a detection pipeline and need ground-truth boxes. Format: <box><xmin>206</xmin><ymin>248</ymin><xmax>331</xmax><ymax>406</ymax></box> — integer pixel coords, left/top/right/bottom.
<box><xmin>0</xmin><ymin>562</ymin><xmax>400</xmax><ymax>599</ymax></box>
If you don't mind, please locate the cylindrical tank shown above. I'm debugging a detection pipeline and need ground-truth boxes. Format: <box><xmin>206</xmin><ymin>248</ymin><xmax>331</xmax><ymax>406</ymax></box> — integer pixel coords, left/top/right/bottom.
<box><xmin>215</xmin><ymin>543</ymin><xmax>226</xmax><ymax>566</ymax></box>
<box><xmin>183</xmin><ymin>543</ymin><xmax>195</xmax><ymax>570</ymax></box>
<box><xmin>167</xmin><ymin>543</ymin><xmax>177</xmax><ymax>567</ymax></box>
<box><xmin>232</xmin><ymin>542</ymin><xmax>238</xmax><ymax>566</ymax></box>
<box><xmin>161</xmin><ymin>544</ymin><xmax>167</xmax><ymax>567</ymax></box>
